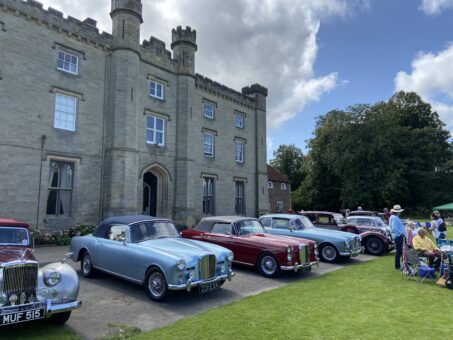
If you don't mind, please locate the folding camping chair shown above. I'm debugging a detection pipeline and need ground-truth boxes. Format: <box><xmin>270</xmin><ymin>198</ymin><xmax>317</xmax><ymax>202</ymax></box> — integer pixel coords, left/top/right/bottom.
<box><xmin>402</xmin><ymin>243</ymin><xmax>435</xmax><ymax>283</ymax></box>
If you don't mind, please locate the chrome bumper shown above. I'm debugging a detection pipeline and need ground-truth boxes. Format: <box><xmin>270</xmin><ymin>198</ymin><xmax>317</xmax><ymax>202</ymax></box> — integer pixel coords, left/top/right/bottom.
<box><xmin>281</xmin><ymin>260</ymin><xmax>319</xmax><ymax>272</ymax></box>
<box><xmin>340</xmin><ymin>247</ymin><xmax>364</xmax><ymax>257</ymax></box>
<box><xmin>46</xmin><ymin>299</ymin><xmax>82</xmax><ymax>316</ymax></box>
<box><xmin>168</xmin><ymin>271</ymin><xmax>235</xmax><ymax>292</ymax></box>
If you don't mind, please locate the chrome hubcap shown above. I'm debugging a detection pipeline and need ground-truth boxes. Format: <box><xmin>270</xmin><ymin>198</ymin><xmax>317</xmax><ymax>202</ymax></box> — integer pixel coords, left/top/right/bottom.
<box><xmin>261</xmin><ymin>256</ymin><xmax>277</xmax><ymax>275</ymax></box>
<box><xmin>82</xmin><ymin>256</ymin><xmax>91</xmax><ymax>274</ymax></box>
<box><xmin>148</xmin><ymin>272</ymin><xmax>165</xmax><ymax>297</ymax></box>
<box><xmin>322</xmin><ymin>246</ymin><xmax>336</xmax><ymax>261</ymax></box>
<box><xmin>368</xmin><ymin>239</ymin><xmax>382</xmax><ymax>252</ymax></box>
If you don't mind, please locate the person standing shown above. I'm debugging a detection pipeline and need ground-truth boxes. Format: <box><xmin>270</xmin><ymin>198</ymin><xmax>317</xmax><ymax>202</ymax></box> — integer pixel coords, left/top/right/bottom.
<box><xmin>389</xmin><ymin>204</ymin><xmax>407</xmax><ymax>270</ymax></box>
<box><xmin>383</xmin><ymin>208</ymin><xmax>391</xmax><ymax>224</ymax></box>
<box><xmin>430</xmin><ymin>210</ymin><xmax>447</xmax><ymax>244</ymax></box>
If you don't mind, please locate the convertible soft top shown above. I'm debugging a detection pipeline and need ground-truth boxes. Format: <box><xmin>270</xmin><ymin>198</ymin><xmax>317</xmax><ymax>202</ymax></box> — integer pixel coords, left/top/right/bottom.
<box><xmin>93</xmin><ymin>215</ymin><xmax>167</xmax><ymax>238</ymax></box>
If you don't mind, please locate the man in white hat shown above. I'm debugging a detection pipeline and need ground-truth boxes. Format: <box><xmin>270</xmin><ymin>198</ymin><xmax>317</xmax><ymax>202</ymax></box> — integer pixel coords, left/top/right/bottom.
<box><xmin>389</xmin><ymin>204</ymin><xmax>407</xmax><ymax>270</ymax></box>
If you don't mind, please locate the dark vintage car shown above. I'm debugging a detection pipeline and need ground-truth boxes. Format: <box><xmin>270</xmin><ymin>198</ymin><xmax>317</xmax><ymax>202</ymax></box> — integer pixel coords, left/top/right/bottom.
<box><xmin>300</xmin><ymin>211</ymin><xmax>394</xmax><ymax>256</ymax></box>
<box><xmin>348</xmin><ymin>210</ymin><xmax>382</xmax><ymax>218</ymax></box>
<box><xmin>181</xmin><ymin>216</ymin><xmax>318</xmax><ymax>278</ymax></box>
<box><xmin>70</xmin><ymin>215</ymin><xmax>234</xmax><ymax>301</ymax></box>
<box><xmin>0</xmin><ymin>218</ymin><xmax>81</xmax><ymax>326</ymax></box>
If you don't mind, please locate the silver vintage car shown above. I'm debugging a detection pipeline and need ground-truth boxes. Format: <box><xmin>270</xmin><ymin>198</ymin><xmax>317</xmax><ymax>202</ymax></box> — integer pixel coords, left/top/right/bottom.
<box><xmin>0</xmin><ymin>218</ymin><xmax>81</xmax><ymax>327</ymax></box>
<box><xmin>70</xmin><ymin>215</ymin><xmax>235</xmax><ymax>301</ymax></box>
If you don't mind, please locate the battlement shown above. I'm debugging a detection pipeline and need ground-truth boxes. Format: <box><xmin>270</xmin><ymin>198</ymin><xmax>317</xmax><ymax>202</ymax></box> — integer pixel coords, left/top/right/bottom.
<box><xmin>142</xmin><ymin>36</ymin><xmax>172</xmax><ymax>58</ymax></box>
<box><xmin>0</xmin><ymin>0</ymin><xmax>113</xmax><ymax>48</ymax></box>
<box><xmin>171</xmin><ymin>25</ymin><xmax>197</xmax><ymax>50</ymax></box>
<box><xmin>195</xmin><ymin>74</ymin><xmax>257</xmax><ymax>109</ymax></box>
<box><xmin>242</xmin><ymin>84</ymin><xmax>268</xmax><ymax>97</ymax></box>
<box><xmin>111</xmin><ymin>0</ymin><xmax>142</xmax><ymax>23</ymax></box>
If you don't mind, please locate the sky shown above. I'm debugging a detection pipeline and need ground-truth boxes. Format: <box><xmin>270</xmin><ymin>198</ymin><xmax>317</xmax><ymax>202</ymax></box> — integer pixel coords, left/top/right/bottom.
<box><xmin>39</xmin><ymin>0</ymin><xmax>453</xmax><ymax>160</ymax></box>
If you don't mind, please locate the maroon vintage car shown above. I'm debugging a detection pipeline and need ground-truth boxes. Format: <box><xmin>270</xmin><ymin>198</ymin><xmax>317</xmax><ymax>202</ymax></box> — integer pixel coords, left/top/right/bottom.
<box><xmin>0</xmin><ymin>218</ymin><xmax>81</xmax><ymax>326</ymax></box>
<box><xmin>181</xmin><ymin>216</ymin><xmax>318</xmax><ymax>277</ymax></box>
<box><xmin>299</xmin><ymin>211</ymin><xmax>394</xmax><ymax>256</ymax></box>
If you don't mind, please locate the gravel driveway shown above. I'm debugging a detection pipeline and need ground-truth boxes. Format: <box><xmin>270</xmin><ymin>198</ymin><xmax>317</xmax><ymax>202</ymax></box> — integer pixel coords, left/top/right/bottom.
<box><xmin>36</xmin><ymin>246</ymin><xmax>376</xmax><ymax>339</ymax></box>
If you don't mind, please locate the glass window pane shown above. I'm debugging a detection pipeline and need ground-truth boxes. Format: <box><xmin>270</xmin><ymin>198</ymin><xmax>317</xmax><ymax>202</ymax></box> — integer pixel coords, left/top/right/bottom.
<box><xmin>156</xmin><ymin>118</ymin><xmax>163</xmax><ymax>131</ymax></box>
<box><xmin>147</xmin><ymin>116</ymin><xmax>155</xmax><ymax>129</ymax></box>
<box><xmin>146</xmin><ymin>130</ymin><xmax>154</xmax><ymax>143</ymax></box>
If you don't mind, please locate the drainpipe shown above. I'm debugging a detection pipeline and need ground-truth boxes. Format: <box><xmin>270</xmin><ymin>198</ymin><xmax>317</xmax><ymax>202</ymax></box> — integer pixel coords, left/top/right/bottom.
<box><xmin>36</xmin><ymin>135</ymin><xmax>46</xmax><ymax>229</ymax></box>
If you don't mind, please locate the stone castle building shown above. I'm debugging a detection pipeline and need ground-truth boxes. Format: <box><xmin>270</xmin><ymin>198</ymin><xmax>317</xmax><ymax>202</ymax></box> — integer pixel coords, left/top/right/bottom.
<box><xmin>0</xmin><ymin>0</ymin><xmax>268</xmax><ymax>229</ymax></box>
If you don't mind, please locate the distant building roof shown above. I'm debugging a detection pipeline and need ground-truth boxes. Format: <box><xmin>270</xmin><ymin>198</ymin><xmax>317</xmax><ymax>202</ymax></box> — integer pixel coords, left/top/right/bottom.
<box><xmin>267</xmin><ymin>165</ymin><xmax>289</xmax><ymax>183</ymax></box>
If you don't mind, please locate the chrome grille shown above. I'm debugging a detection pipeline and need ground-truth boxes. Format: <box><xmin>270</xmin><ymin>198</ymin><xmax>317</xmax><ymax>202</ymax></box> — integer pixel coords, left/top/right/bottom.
<box><xmin>299</xmin><ymin>246</ymin><xmax>308</xmax><ymax>264</ymax></box>
<box><xmin>1</xmin><ymin>263</ymin><xmax>38</xmax><ymax>302</ymax></box>
<box><xmin>199</xmin><ymin>254</ymin><xmax>216</xmax><ymax>280</ymax></box>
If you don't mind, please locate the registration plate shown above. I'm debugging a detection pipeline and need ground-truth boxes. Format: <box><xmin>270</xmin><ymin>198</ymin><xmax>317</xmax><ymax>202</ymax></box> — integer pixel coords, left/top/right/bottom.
<box><xmin>0</xmin><ymin>308</ymin><xmax>45</xmax><ymax>326</ymax></box>
<box><xmin>198</xmin><ymin>282</ymin><xmax>219</xmax><ymax>294</ymax></box>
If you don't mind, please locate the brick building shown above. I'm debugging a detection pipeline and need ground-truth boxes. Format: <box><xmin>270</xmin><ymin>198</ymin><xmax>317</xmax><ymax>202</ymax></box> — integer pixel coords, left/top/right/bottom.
<box><xmin>0</xmin><ymin>0</ymin><xmax>269</xmax><ymax>229</ymax></box>
<box><xmin>267</xmin><ymin>165</ymin><xmax>291</xmax><ymax>213</ymax></box>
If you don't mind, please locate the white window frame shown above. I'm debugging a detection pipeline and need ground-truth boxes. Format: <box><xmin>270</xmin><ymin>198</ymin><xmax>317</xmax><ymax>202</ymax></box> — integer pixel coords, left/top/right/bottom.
<box><xmin>203</xmin><ymin>103</ymin><xmax>214</xmax><ymax>119</ymax></box>
<box><xmin>203</xmin><ymin>177</ymin><xmax>215</xmax><ymax>215</ymax></box>
<box><xmin>54</xmin><ymin>93</ymin><xmax>77</xmax><ymax>131</ymax></box>
<box><xmin>204</xmin><ymin>132</ymin><xmax>214</xmax><ymax>157</ymax></box>
<box><xmin>146</xmin><ymin>115</ymin><xmax>165</xmax><ymax>146</ymax></box>
<box><xmin>46</xmin><ymin>159</ymin><xmax>74</xmax><ymax>217</ymax></box>
<box><xmin>57</xmin><ymin>50</ymin><xmax>78</xmax><ymax>75</ymax></box>
<box><xmin>235</xmin><ymin>140</ymin><xmax>244</xmax><ymax>163</ymax></box>
<box><xmin>280</xmin><ymin>183</ymin><xmax>287</xmax><ymax>191</ymax></box>
<box><xmin>235</xmin><ymin>181</ymin><xmax>246</xmax><ymax>215</ymax></box>
<box><xmin>235</xmin><ymin>113</ymin><xmax>244</xmax><ymax>128</ymax></box>
<box><xmin>268</xmin><ymin>181</ymin><xmax>274</xmax><ymax>189</ymax></box>
<box><xmin>149</xmin><ymin>80</ymin><xmax>164</xmax><ymax>100</ymax></box>
<box><xmin>276</xmin><ymin>201</ymin><xmax>284</xmax><ymax>211</ymax></box>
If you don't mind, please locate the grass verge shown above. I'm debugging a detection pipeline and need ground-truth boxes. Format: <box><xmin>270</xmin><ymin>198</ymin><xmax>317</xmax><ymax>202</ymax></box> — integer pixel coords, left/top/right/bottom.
<box><xmin>137</xmin><ymin>255</ymin><xmax>453</xmax><ymax>340</ymax></box>
<box><xmin>0</xmin><ymin>320</ymin><xmax>79</xmax><ymax>340</ymax></box>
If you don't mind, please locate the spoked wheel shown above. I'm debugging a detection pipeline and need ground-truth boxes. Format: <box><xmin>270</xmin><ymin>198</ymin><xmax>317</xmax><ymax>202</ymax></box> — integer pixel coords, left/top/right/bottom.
<box><xmin>145</xmin><ymin>268</ymin><xmax>169</xmax><ymax>302</ymax></box>
<box><xmin>81</xmin><ymin>252</ymin><xmax>96</xmax><ymax>278</ymax></box>
<box><xmin>319</xmin><ymin>244</ymin><xmax>339</xmax><ymax>263</ymax></box>
<box><xmin>365</xmin><ymin>237</ymin><xmax>385</xmax><ymax>256</ymax></box>
<box><xmin>257</xmin><ymin>253</ymin><xmax>281</xmax><ymax>277</ymax></box>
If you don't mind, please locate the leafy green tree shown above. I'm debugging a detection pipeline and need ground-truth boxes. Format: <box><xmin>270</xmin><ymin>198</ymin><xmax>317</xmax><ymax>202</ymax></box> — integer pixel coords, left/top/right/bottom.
<box><xmin>295</xmin><ymin>91</ymin><xmax>453</xmax><ymax>213</ymax></box>
<box><xmin>270</xmin><ymin>144</ymin><xmax>306</xmax><ymax>190</ymax></box>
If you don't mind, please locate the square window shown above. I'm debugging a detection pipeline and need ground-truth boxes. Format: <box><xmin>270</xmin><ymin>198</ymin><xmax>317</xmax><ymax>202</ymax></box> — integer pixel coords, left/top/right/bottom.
<box><xmin>54</xmin><ymin>93</ymin><xmax>77</xmax><ymax>131</ymax></box>
<box><xmin>57</xmin><ymin>50</ymin><xmax>78</xmax><ymax>75</ymax></box>
<box><xmin>235</xmin><ymin>113</ymin><xmax>244</xmax><ymax>128</ymax></box>
<box><xmin>146</xmin><ymin>115</ymin><xmax>165</xmax><ymax>146</ymax></box>
<box><xmin>204</xmin><ymin>132</ymin><xmax>214</xmax><ymax>157</ymax></box>
<box><xmin>150</xmin><ymin>81</ymin><xmax>164</xmax><ymax>100</ymax></box>
<box><xmin>203</xmin><ymin>103</ymin><xmax>214</xmax><ymax>119</ymax></box>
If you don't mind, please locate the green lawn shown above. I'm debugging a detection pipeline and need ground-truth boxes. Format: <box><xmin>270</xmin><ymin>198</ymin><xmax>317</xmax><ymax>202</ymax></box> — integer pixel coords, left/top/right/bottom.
<box><xmin>1</xmin><ymin>321</ymin><xmax>78</xmax><ymax>340</ymax></box>
<box><xmin>138</xmin><ymin>255</ymin><xmax>453</xmax><ymax>340</ymax></box>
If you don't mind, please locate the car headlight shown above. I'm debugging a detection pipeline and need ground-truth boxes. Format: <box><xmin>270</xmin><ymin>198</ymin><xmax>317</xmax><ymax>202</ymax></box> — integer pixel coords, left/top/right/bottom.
<box><xmin>345</xmin><ymin>240</ymin><xmax>350</xmax><ymax>249</ymax></box>
<box><xmin>287</xmin><ymin>246</ymin><xmax>293</xmax><ymax>261</ymax></box>
<box><xmin>177</xmin><ymin>259</ymin><xmax>186</xmax><ymax>271</ymax></box>
<box><xmin>0</xmin><ymin>292</ymin><xmax>7</xmax><ymax>307</ymax></box>
<box><xmin>227</xmin><ymin>252</ymin><xmax>234</xmax><ymax>262</ymax></box>
<box><xmin>36</xmin><ymin>288</ymin><xmax>49</xmax><ymax>301</ymax></box>
<box><xmin>43</xmin><ymin>270</ymin><xmax>61</xmax><ymax>287</ymax></box>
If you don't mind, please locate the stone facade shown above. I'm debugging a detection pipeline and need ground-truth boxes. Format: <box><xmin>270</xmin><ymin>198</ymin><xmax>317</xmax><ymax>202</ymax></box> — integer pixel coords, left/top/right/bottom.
<box><xmin>267</xmin><ymin>165</ymin><xmax>291</xmax><ymax>213</ymax></box>
<box><xmin>0</xmin><ymin>0</ymin><xmax>268</xmax><ymax>229</ymax></box>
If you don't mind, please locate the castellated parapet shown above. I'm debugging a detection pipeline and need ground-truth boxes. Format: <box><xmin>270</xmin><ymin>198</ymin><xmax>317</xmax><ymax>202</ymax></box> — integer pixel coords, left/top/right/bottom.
<box><xmin>0</xmin><ymin>0</ymin><xmax>113</xmax><ymax>47</ymax></box>
<box><xmin>171</xmin><ymin>25</ymin><xmax>197</xmax><ymax>50</ymax></box>
<box><xmin>142</xmin><ymin>36</ymin><xmax>172</xmax><ymax>59</ymax></box>
<box><xmin>111</xmin><ymin>0</ymin><xmax>143</xmax><ymax>22</ymax></box>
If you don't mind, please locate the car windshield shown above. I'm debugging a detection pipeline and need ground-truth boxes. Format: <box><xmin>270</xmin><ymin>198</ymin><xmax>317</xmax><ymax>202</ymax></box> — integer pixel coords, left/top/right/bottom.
<box><xmin>130</xmin><ymin>221</ymin><xmax>179</xmax><ymax>243</ymax></box>
<box><xmin>0</xmin><ymin>227</ymin><xmax>29</xmax><ymax>246</ymax></box>
<box><xmin>236</xmin><ymin>220</ymin><xmax>265</xmax><ymax>236</ymax></box>
<box><xmin>294</xmin><ymin>216</ymin><xmax>315</xmax><ymax>229</ymax></box>
<box><xmin>374</xmin><ymin>218</ymin><xmax>386</xmax><ymax>227</ymax></box>
<box><xmin>333</xmin><ymin>214</ymin><xmax>346</xmax><ymax>224</ymax></box>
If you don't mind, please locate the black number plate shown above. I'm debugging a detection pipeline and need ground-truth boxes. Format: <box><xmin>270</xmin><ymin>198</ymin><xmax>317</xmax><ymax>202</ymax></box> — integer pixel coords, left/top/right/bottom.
<box><xmin>198</xmin><ymin>282</ymin><xmax>219</xmax><ymax>294</ymax></box>
<box><xmin>0</xmin><ymin>308</ymin><xmax>45</xmax><ymax>326</ymax></box>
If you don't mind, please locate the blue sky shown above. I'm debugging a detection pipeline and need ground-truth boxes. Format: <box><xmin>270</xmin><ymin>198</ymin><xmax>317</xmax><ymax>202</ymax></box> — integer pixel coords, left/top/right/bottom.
<box><xmin>40</xmin><ymin>0</ymin><xmax>453</xmax><ymax>160</ymax></box>
<box><xmin>269</xmin><ymin>0</ymin><xmax>453</xmax><ymax>157</ymax></box>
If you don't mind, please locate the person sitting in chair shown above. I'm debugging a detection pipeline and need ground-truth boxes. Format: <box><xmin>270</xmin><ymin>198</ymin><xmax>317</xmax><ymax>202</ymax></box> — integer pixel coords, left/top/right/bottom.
<box><xmin>412</xmin><ymin>228</ymin><xmax>444</xmax><ymax>269</ymax></box>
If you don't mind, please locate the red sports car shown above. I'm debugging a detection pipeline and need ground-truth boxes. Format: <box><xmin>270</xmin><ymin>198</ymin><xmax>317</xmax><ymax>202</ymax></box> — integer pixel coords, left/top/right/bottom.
<box><xmin>181</xmin><ymin>216</ymin><xmax>318</xmax><ymax>277</ymax></box>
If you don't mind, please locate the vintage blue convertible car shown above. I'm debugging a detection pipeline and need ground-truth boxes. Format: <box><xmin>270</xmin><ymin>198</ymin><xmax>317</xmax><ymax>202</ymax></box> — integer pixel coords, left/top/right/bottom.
<box><xmin>70</xmin><ymin>215</ymin><xmax>234</xmax><ymax>301</ymax></box>
<box><xmin>260</xmin><ymin>214</ymin><xmax>363</xmax><ymax>263</ymax></box>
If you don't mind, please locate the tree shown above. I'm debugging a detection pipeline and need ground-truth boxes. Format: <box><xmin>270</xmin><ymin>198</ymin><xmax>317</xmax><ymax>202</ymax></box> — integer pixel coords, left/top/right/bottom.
<box><xmin>270</xmin><ymin>144</ymin><xmax>306</xmax><ymax>190</ymax></box>
<box><xmin>294</xmin><ymin>91</ymin><xmax>453</xmax><ymax>214</ymax></box>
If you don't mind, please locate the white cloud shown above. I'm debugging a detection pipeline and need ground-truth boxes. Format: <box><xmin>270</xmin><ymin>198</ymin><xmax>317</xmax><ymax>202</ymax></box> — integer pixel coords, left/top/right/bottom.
<box><xmin>395</xmin><ymin>44</ymin><xmax>453</xmax><ymax>134</ymax></box>
<box><xmin>419</xmin><ymin>0</ymin><xmax>453</xmax><ymax>15</ymax></box>
<box><xmin>39</xmin><ymin>0</ymin><xmax>360</xmax><ymax>129</ymax></box>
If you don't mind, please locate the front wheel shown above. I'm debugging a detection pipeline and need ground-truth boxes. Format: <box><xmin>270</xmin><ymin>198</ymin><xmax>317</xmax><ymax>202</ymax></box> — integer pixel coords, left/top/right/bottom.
<box><xmin>81</xmin><ymin>252</ymin><xmax>96</xmax><ymax>278</ymax></box>
<box><xmin>319</xmin><ymin>244</ymin><xmax>339</xmax><ymax>263</ymax></box>
<box><xmin>365</xmin><ymin>237</ymin><xmax>385</xmax><ymax>256</ymax></box>
<box><xmin>257</xmin><ymin>253</ymin><xmax>281</xmax><ymax>277</ymax></box>
<box><xmin>49</xmin><ymin>311</ymin><xmax>71</xmax><ymax>325</ymax></box>
<box><xmin>145</xmin><ymin>268</ymin><xmax>169</xmax><ymax>302</ymax></box>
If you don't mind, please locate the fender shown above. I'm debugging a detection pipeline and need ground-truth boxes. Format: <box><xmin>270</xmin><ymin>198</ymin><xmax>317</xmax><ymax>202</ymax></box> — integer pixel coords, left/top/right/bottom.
<box><xmin>360</xmin><ymin>231</ymin><xmax>390</xmax><ymax>245</ymax></box>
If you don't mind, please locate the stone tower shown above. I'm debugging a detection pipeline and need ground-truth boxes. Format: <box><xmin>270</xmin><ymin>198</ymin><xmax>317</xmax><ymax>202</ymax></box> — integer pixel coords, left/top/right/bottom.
<box><xmin>171</xmin><ymin>26</ymin><xmax>198</xmax><ymax>225</ymax></box>
<box><xmin>242</xmin><ymin>84</ymin><xmax>269</xmax><ymax>216</ymax></box>
<box><xmin>103</xmin><ymin>0</ymin><xmax>143</xmax><ymax>216</ymax></box>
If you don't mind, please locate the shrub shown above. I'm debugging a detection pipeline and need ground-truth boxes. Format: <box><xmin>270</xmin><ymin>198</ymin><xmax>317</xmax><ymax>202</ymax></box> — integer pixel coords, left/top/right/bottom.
<box><xmin>30</xmin><ymin>224</ymin><xmax>96</xmax><ymax>246</ymax></box>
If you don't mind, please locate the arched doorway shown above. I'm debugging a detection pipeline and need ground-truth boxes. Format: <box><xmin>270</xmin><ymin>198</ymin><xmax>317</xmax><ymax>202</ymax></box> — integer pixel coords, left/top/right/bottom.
<box><xmin>141</xmin><ymin>164</ymin><xmax>170</xmax><ymax>218</ymax></box>
<box><xmin>143</xmin><ymin>172</ymin><xmax>157</xmax><ymax>216</ymax></box>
